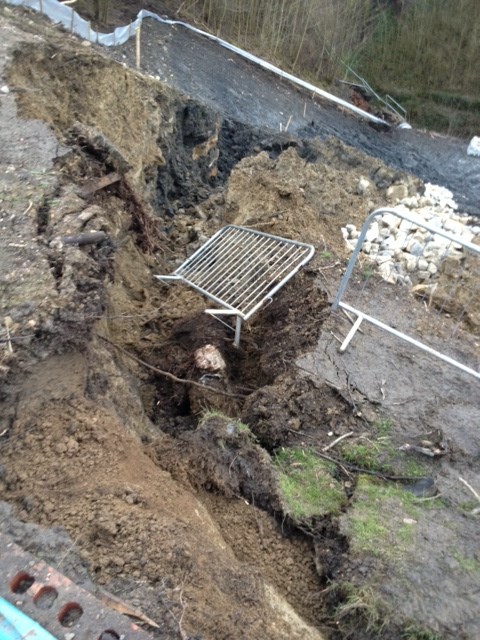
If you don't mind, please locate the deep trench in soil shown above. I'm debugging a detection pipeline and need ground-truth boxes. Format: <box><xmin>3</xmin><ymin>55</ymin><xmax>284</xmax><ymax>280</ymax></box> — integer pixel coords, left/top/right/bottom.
<box><xmin>123</xmin><ymin>108</ymin><xmax>351</xmax><ymax>632</ymax></box>
<box><xmin>0</xmin><ymin>32</ymin><xmax>366</xmax><ymax>640</ymax></box>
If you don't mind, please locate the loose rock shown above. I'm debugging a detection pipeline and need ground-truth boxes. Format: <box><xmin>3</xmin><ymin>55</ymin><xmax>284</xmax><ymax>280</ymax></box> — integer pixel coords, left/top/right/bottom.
<box><xmin>342</xmin><ymin>181</ymin><xmax>479</xmax><ymax>286</ymax></box>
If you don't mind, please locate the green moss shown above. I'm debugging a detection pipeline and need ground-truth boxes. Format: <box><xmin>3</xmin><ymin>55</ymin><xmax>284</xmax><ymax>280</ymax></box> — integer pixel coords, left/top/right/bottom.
<box><xmin>274</xmin><ymin>447</ymin><xmax>347</xmax><ymax>520</ymax></box>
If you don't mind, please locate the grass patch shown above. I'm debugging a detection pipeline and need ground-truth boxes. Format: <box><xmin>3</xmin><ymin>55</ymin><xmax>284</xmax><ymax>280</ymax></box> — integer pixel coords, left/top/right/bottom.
<box><xmin>341</xmin><ymin>442</ymin><xmax>386</xmax><ymax>471</ymax></box>
<box><xmin>374</xmin><ymin>418</ymin><xmax>394</xmax><ymax>436</ymax></box>
<box><xmin>402</xmin><ymin>626</ymin><xmax>443</xmax><ymax>640</ymax></box>
<box><xmin>319</xmin><ymin>250</ymin><xmax>333</xmax><ymax>259</ymax></box>
<box><xmin>452</xmin><ymin>551</ymin><xmax>480</xmax><ymax>574</ymax></box>
<box><xmin>403</xmin><ymin>458</ymin><xmax>428</xmax><ymax>478</ymax></box>
<box><xmin>200</xmin><ymin>410</ymin><xmax>251</xmax><ymax>433</ymax></box>
<box><xmin>200</xmin><ymin>409</ymin><xmax>231</xmax><ymax>423</ymax></box>
<box><xmin>274</xmin><ymin>447</ymin><xmax>347</xmax><ymax>520</ymax></box>
<box><xmin>345</xmin><ymin>476</ymin><xmax>420</xmax><ymax>559</ymax></box>
<box><xmin>199</xmin><ymin>411</ymin><xmax>255</xmax><ymax>448</ymax></box>
<box><xmin>458</xmin><ymin>500</ymin><xmax>479</xmax><ymax>513</ymax></box>
<box><xmin>361</xmin><ymin>264</ymin><xmax>375</xmax><ymax>280</ymax></box>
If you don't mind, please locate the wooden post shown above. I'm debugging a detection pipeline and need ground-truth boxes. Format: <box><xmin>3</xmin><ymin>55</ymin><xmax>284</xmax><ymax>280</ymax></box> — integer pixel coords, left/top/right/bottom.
<box><xmin>70</xmin><ymin>7</ymin><xmax>74</xmax><ymax>33</ymax></box>
<box><xmin>136</xmin><ymin>26</ymin><xmax>141</xmax><ymax>70</ymax></box>
<box><xmin>39</xmin><ymin>0</ymin><xmax>43</xmax><ymax>14</ymax></box>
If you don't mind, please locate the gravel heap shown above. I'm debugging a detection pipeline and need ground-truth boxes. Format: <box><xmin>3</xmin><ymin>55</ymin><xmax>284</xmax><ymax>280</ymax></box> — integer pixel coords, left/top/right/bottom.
<box><xmin>342</xmin><ymin>182</ymin><xmax>480</xmax><ymax>285</ymax></box>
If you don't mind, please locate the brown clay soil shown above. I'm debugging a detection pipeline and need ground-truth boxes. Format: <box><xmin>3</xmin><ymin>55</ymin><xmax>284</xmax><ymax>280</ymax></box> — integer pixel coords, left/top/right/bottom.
<box><xmin>0</xmin><ymin>5</ymin><xmax>479</xmax><ymax>640</ymax></box>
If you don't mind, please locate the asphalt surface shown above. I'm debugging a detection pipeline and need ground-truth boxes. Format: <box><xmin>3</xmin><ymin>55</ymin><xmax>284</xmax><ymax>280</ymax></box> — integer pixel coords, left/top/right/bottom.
<box><xmin>112</xmin><ymin>18</ymin><xmax>480</xmax><ymax>214</ymax></box>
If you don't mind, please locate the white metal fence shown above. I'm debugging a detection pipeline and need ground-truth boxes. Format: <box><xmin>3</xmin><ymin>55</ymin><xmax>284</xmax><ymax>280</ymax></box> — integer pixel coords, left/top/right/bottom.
<box><xmin>333</xmin><ymin>208</ymin><xmax>480</xmax><ymax>380</ymax></box>
<box><xmin>4</xmin><ymin>0</ymin><xmax>390</xmax><ymax>127</ymax></box>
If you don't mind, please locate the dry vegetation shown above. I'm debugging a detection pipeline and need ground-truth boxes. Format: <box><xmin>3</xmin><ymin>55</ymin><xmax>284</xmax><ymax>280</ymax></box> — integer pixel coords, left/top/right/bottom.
<box><xmin>178</xmin><ymin>0</ymin><xmax>479</xmax><ymax>135</ymax></box>
<box><xmin>357</xmin><ymin>0</ymin><xmax>480</xmax><ymax>135</ymax></box>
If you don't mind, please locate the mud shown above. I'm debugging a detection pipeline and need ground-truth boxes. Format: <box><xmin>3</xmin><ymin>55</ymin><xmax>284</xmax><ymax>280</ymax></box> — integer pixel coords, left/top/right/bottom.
<box><xmin>0</xmin><ymin>6</ymin><xmax>479</xmax><ymax>640</ymax></box>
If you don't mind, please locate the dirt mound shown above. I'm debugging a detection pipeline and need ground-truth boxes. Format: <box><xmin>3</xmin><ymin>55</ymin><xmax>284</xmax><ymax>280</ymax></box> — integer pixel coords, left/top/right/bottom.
<box><xmin>150</xmin><ymin>414</ymin><xmax>281</xmax><ymax>511</ymax></box>
<box><xmin>7</xmin><ymin>41</ymin><xmax>166</xmax><ymax>189</ymax></box>
<box><xmin>222</xmin><ymin>139</ymin><xmax>420</xmax><ymax>254</ymax></box>
<box><xmin>242</xmin><ymin>372</ymin><xmax>358</xmax><ymax>449</ymax></box>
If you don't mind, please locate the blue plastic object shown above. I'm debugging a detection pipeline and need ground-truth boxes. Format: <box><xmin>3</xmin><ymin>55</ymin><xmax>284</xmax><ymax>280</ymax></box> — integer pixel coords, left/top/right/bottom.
<box><xmin>0</xmin><ymin>597</ymin><xmax>57</xmax><ymax>640</ymax></box>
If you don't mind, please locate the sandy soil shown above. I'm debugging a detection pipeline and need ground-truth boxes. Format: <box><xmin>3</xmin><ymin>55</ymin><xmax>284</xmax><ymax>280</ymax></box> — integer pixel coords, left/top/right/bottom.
<box><xmin>0</xmin><ymin>5</ymin><xmax>479</xmax><ymax>640</ymax></box>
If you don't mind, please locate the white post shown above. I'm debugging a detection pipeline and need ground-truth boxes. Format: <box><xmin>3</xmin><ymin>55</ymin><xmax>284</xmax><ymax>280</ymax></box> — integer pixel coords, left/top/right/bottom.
<box><xmin>234</xmin><ymin>316</ymin><xmax>242</xmax><ymax>348</ymax></box>
<box><xmin>340</xmin><ymin>313</ymin><xmax>363</xmax><ymax>352</ymax></box>
<box><xmin>136</xmin><ymin>26</ymin><xmax>141</xmax><ymax>69</ymax></box>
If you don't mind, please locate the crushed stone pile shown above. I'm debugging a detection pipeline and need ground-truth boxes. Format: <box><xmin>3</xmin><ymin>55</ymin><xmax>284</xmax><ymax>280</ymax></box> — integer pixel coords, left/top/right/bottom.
<box><xmin>342</xmin><ymin>182</ymin><xmax>480</xmax><ymax>286</ymax></box>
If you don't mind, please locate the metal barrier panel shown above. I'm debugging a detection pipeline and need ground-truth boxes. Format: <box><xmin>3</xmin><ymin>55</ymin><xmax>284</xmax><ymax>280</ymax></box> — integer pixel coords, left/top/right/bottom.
<box><xmin>333</xmin><ymin>208</ymin><xmax>480</xmax><ymax>380</ymax></box>
<box><xmin>156</xmin><ymin>225</ymin><xmax>315</xmax><ymax>346</ymax></box>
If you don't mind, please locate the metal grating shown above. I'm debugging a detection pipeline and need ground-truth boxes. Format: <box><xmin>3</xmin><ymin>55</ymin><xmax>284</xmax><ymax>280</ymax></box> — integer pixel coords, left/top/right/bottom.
<box><xmin>156</xmin><ymin>225</ymin><xmax>315</xmax><ymax>346</ymax></box>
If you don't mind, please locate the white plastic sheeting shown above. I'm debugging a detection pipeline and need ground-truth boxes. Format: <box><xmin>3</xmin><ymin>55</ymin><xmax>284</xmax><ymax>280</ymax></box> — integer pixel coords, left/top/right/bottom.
<box><xmin>467</xmin><ymin>136</ymin><xmax>480</xmax><ymax>157</ymax></box>
<box><xmin>6</xmin><ymin>0</ymin><xmax>168</xmax><ymax>46</ymax></box>
<box><xmin>5</xmin><ymin>0</ymin><xmax>390</xmax><ymax>127</ymax></box>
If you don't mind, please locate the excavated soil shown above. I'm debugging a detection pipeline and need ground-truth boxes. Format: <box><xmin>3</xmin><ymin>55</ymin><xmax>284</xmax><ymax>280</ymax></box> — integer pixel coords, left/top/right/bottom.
<box><xmin>0</xmin><ymin>6</ymin><xmax>479</xmax><ymax>640</ymax></box>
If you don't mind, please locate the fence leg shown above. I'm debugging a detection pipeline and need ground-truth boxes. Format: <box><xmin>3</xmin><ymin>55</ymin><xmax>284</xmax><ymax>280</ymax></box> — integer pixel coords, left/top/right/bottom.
<box><xmin>234</xmin><ymin>316</ymin><xmax>242</xmax><ymax>348</ymax></box>
<box><xmin>136</xmin><ymin>26</ymin><xmax>141</xmax><ymax>69</ymax></box>
<box><xmin>340</xmin><ymin>312</ymin><xmax>363</xmax><ymax>352</ymax></box>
